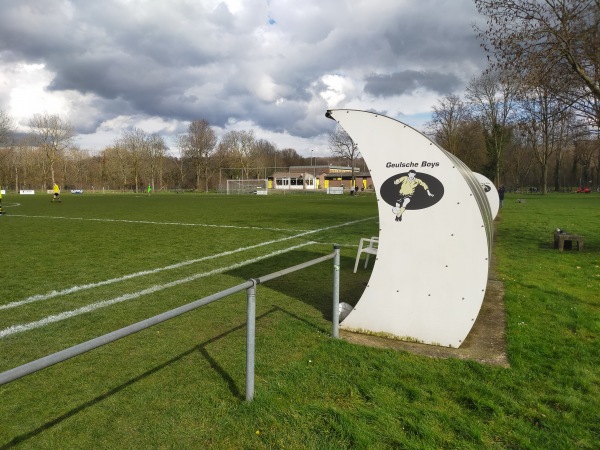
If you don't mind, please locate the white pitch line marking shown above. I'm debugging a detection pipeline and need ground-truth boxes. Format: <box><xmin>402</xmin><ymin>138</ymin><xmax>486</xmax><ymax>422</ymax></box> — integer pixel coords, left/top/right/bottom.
<box><xmin>1</xmin><ymin>216</ymin><xmax>376</xmax><ymax>310</ymax></box>
<box><xmin>8</xmin><ymin>214</ymin><xmax>309</xmax><ymax>232</ymax></box>
<box><xmin>0</xmin><ymin>242</ymin><xmax>315</xmax><ymax>338</ymax></box>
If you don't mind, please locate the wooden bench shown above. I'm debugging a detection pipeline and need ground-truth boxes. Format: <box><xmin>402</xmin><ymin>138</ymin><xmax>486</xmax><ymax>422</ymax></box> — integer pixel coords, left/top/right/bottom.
<box><xmin>353</xmin><ymin>237</ymin><xmax>378</xmax><ymax>273</ymax></box>
<box><xmin>554</xmin><ymin>231</ymin><xmax>584</xmax><ymax>251</ymax></box>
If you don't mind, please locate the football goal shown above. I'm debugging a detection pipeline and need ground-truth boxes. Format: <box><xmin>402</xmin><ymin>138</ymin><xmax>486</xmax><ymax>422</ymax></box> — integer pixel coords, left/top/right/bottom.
<box><xmin>226</xmin><ymin>179</ymin><xmax>268</xmax><ymax>195</ymax></box>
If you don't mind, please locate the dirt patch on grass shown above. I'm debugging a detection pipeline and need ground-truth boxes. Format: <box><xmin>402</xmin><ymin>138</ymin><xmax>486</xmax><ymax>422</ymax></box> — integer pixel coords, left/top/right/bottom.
<box><xmin>341</xmin><ymin>265</ymin><xmax>509</xmax><ymax>368</ymax></box>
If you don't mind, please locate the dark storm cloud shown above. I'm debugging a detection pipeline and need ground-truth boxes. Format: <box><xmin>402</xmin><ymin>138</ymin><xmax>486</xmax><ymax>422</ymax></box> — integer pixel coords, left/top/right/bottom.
<box><xmin>0</xmin><ymin>0</ymin><xmax>488</xmax><ymax>149</ymax></box>
<box><xmin>364</xmin><ymin>71</ymin><xmax>463</xmax><ymax>97</ymax></box>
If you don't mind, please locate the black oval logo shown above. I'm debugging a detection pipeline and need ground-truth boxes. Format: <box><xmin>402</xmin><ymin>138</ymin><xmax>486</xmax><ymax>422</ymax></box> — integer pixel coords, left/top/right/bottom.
<box><xmin>380</xmin><ymin>171</ymin><xmax>444</xmax><ymax>210</ymax></box>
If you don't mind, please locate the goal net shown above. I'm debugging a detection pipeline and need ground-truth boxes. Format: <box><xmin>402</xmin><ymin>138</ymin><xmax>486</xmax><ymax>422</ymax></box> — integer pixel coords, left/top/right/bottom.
<box><xmin>226</xmin><ymin>179</ymin><xmax>268</xmax><ymax>195</ymax></box>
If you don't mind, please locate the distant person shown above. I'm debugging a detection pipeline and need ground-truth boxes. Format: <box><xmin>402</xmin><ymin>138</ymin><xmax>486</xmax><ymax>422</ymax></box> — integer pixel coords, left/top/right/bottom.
<box><xmin>392</xmin><ymin>169</ymin><xmax>434</xmax><ymax>222</ymax></box>
<box><xmin>498</xmin><ymin>185</ymin><xmax>505</xmax><ymax>208</ymax></box>
<box><xmin>0</xmin><ymin>184</ymin><xmax>4</xmax><ymax>215</ymax></box>
<box><xmin>147</xmin><ymin>184</ymin><xmax>152</xmax><ymax>195</ymax></box>
<box><xmin>51</xmin><ymin>183</ymin><xmax>61</xmax><ymax>203</ymax></box>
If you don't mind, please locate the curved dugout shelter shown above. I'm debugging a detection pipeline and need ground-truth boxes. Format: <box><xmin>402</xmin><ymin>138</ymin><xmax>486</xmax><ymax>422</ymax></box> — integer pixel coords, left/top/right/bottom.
<box><xmin>326</xmin><ymin>109</ymin><xmax>493</xmax><ymax>348</ymax></box>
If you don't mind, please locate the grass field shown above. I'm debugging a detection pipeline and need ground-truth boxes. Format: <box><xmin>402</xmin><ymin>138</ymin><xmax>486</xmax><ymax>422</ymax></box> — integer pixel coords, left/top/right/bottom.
<box><xmin>0</xmin><ymin>190</ymin><xmax>598</xmax><ymax>449</ymax></box>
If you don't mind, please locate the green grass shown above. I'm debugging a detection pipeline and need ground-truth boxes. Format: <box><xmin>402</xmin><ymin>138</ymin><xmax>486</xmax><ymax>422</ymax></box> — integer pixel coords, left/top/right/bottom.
<box><xmin>0</xmin><ymin>191</ymin><xmax>598</xmax><ymax>449</ymax></box>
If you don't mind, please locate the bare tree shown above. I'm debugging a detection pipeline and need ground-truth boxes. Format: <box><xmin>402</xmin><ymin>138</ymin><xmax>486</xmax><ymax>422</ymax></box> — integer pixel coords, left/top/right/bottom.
<box><xmin>277</xmin><ymin>148</ymin><xmax>304</xmax><ymax>167</ymax></box>
<box><xmin>17</xmin><ymin>144</ymin><xmax>48</xmax><ymax>190</ymax></box>
<box><xmin>219</xmin><ymin>130</ymin><xmax>257</xmax><ymax>179</ymax></box>
<box><xmin>102</xmin><ymin>145</ymin><xmax>130</xmax><ymax>190</ymax></box>
<box><xmin>594</xmin><ymin>133</ymin><xmax>600</xmax><ymax>190</ymax></box>
<box><xmin>466</xmin><ymin>71</ymin><xmax>518</xmax><ymax>185</ymax></box>
<box><xmin>253</xmin><ymin>139</ymin><xmax>277</xmax><ymax>178</ymax></box>
<box><xmin>177</xmin><ymin>120</ymin><xmax>217</xmax><ymax>191</ymax></box>
<box><xmin>0</xmin><ymin>110</ymin><xmax>13</xmax><ymax>146</ymax></box>
<box><xmin>148</xmin><ymin>134</ymin><xmax>166</xmax><ymax>191</ymax></box>
<box><xmin>426</xmin><ymin>95</ymin><xmax>488</xmax><ymax>172</ymax></box>
<box><xmin>329</xmin><ymin>125</ymin><xmax>359</xmax><ymax>188</ymax></box>
<box><xmin>0</xmin><ymin>110</ymin><xmax>15</xmax><ymax>187</ymax></box>
<box><xmin>161</xmin><ymin>155</ymin><xmax>185</xmax><ymax>191</ymax></box>
<box><xmin>515</xmin><ymin>85</ymin><xmax>575</xmax><ymax>193</ymax></box>
<box><xmin>8</xmin><ymin>139</ymin><xmax>30</xmax><ymax>192</ymax></box>
<box><xmin>62</xmin><ymin>146</ymin><xmax>90</xmax><ymax>189</ymax></box>
<box><xmin>171</xmin><ymin>135</ymin><xmax>189</xmax><ymax>190</ymax></box>
<box><xmin>427</xmin><ymin>95</ymin><xmax>472</xmax><ymax>155</ymax></box>
<box><xmin>29</xmin><ymin>113</ymin><xmax>74</xmax><ymax>186</ymax></box>
<box><xmin>573</xmin><ymin>136</ymin><xmax>599</xmax><ymax>188</ymax></box>
<box><xmin>474</xmin><ymin>0</ymin><xmax>600</xmax><ymax>128</ymax></box>
<box><xmin>504</xmin><ymin>133</ymin><xmax>536</xmax><ymax>190</ymax></box>
<box><xmin>115</xmin><ymin>128</ymin><xmax>152</xmax><ymax>193</ymax></box>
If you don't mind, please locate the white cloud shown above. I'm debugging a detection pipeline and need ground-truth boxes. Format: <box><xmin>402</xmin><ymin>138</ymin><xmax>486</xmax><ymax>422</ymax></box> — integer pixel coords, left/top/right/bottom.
<box><xmin>2</xmin><ymin>63</ymin><xmax>63</xmax><ymax>130</ymax></box>
<box><xmin>319</xmin><ymin>74</ymin><xmax>352</xmax><ymax>107</ymax></box>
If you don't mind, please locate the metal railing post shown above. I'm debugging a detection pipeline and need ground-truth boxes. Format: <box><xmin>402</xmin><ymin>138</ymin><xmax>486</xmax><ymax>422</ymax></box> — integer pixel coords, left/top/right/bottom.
<box><xmin>332</xmin><ymin>244</ymin><xmax>340</xmax><ymax>338</ymax></box>
<box><xmin>246</xmin><ymin>279</ymin><xmax>257</xmax><ymax>401</ymax></box>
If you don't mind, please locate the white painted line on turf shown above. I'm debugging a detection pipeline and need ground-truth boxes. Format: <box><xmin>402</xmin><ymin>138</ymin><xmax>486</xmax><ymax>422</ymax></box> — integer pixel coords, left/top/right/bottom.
<box><xmin>8</xmin><ymin>214</ymin><xmax>309</xmax><ymax>232</ymax></box>
<box><xmin>1</xmin><ymin>216</ymin><xmax>376</xmax><ymax>310</ymax></box>
<box><xmin>0</xmin><ymin>241</ymin><xmax>315</xmax><ymax>338</ymax></box>
<box><xmin>1</xmin><ymin>203</ymin><xmax>21</xmax><ymax>208</ymax></box>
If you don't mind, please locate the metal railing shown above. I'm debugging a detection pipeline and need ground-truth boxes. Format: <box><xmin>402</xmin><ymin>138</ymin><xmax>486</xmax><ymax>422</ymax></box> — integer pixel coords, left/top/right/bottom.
<box><xmin>0</xmin><ymin>245</ymin><xmax>341</xmax><ymax>401</ymax></box>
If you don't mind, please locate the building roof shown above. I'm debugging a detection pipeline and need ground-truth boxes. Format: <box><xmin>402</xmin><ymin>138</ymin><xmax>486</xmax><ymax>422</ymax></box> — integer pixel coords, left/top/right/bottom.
<box><xmin>324</xmin><ymin>171</ymin><xmax>371</xmax><ymax>179</ymax></box>
<box><xmin>271</xmin><ymin>171</ymin><xmax>315</xmax><ymax>179</ymax></box>
<box><xmin>290</xmin><ymin>165</ymin><xmax>358</xmax><ymax>173</ymax></box>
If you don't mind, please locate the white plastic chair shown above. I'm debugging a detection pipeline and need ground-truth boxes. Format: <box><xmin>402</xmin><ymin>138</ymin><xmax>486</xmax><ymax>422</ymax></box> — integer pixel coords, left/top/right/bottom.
<box><xmin>353</xmin><ymin>237</ymin><xmax>379</xmax><ymax>273</ymax></box>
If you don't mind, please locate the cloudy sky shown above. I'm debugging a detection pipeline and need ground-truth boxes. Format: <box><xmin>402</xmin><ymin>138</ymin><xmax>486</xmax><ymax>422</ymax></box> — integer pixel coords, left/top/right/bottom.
<box><xmin>0</xmin><ymin>0</ymin><xmax>488</xmax><ymax>157</ymax></box>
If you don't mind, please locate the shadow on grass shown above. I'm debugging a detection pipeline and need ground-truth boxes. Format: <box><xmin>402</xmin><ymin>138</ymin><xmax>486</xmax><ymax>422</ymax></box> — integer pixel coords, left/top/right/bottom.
<box><xmin>0</xmin><ymin>305</ymin><xmax>327</xmax><ymax>449</ymax></box>
<box><xmin>224</xmin><ymin>249</ymin><xmax>370</xmax><ymax>321</ymax></box>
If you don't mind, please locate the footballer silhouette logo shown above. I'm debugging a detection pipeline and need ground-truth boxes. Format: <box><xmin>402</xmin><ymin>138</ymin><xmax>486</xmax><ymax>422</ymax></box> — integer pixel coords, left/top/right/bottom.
<box><xmin>380</xmin><ymin>170</ymin><xmax>444</xmax><ymax>222</ymax></box>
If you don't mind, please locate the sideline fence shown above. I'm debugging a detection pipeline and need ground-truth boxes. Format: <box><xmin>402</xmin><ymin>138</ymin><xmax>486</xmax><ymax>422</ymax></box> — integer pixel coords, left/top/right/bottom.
<box><xmin>0</xmin><ymin>245</ymin><xmax>341</xmax><ymax>401</ymax></box>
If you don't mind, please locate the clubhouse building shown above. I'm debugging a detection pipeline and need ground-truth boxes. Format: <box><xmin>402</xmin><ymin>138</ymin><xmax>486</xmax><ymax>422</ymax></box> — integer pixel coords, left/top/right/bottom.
<box><xmin>268</xmin><ymin>165</ymin><xmax>372</xmax><ymax>191</ymax></box>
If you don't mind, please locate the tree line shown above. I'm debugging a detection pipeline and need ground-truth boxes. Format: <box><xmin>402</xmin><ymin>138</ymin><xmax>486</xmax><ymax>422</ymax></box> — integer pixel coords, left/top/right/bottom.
<box><xmin>0</xmin><ymin>113</ymin><xmax>354</xmax><ymax>193</ymax></box>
